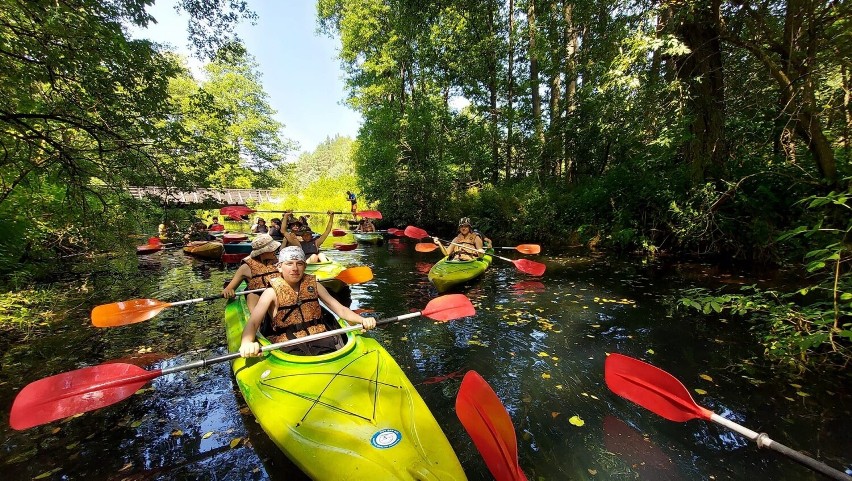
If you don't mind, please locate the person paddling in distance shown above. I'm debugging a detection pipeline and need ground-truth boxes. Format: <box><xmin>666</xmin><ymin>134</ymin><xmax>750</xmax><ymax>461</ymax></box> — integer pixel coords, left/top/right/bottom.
<box><xmin>358</xmin><ymin>218</ymin><xmax>377</xmax><ymax>233</ymax></box>
<box><xmin>434</xmin><ymin>217</ymin><xmax>484</xmax><ymax>261</ymax></box>
<box><xmin>238</xmin><ymin>246</ymin><xmax>376</xmax><ymax>357</ymax></box>
<box><xmin>222</xmin><ymin>234</ymin><xmax>281</xmax><ymax>312</ymax></box>
<box><xmin>208</xmin><ymin>216</ymin><xmax>224</xmax><ymax>231</ymax></box>
<box><xmin>268</xmin><ymin>218</ymin><xmax>284</xmax><ymax>241</ymax></box>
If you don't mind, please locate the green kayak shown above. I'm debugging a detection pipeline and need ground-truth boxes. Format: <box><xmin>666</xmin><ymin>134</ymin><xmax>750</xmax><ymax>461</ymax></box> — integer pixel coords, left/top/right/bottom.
<box><xmin>224</xmin><ymin>297</ymin><xmax>467</xmax><ymax>480</ymax></box>
<box><xmin>427</xmin><ymin>251</ymin><xmax>493</xmax><ymax>293</ymax></box>
<box><xmin>353</xmin><ymin>232</ymin><xmax>384</xmax><ymax>244</ymax></box>
<box><xmin>304</xmin><ymin>259</ymin><xmax>345</xmax><ymax>281</ymax></box>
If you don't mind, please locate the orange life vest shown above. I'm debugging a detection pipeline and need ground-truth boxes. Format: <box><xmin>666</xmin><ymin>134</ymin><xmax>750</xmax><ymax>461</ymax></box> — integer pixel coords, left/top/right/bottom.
<box><xmin>241</xmin><ymin>257</ymin><xmax>280</xmax><ymax>290</ymax></box>
<box><xmin>266</xmin><ymin>275</ymin><xmax>326</xmax><ymax>343</ymax></box>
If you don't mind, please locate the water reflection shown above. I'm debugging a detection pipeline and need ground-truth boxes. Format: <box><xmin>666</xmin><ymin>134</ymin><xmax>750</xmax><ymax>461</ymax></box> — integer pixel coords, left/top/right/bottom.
<box><xmin>0</xmin><ymin>245</ymin><xmax>850</xmax><ymax>480</ymax></box>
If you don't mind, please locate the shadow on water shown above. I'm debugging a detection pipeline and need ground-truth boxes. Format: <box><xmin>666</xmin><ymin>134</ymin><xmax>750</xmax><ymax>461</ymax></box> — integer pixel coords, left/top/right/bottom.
<box><xmin>1</xmin><ymin>242</ymin><xmax>850</xmax><ymax>480</ymax></box>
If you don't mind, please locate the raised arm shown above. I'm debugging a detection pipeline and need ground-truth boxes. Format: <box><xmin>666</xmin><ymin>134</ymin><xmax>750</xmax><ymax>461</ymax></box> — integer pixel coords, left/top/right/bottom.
<box><xmin>314</xmin><ymin>211</ymin><xmax>336</xmax><ymax>246</ymax></box>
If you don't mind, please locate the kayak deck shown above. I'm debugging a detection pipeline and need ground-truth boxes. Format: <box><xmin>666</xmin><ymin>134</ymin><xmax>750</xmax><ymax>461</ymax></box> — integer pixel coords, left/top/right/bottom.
<box><xmin>427</xmin><ymin>251</ymin><xmax>493</xmax><ymax>293</ymax></box>
<box><xmin>224</xmin><ymin>297</ymin><xmax>466</xmax><ymax>480</ymax></box>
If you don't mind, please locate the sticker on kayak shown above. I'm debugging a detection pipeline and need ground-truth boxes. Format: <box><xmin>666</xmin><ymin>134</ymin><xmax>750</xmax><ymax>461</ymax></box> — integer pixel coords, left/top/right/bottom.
<box><xmin>371</xmin><ymin>429</ymin><xmax>402</xmax><ymax>449</ymax></box>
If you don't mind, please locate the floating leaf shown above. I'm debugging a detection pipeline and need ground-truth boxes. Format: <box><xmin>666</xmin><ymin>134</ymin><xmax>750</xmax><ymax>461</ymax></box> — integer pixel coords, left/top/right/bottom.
<box><xmin>537</xmin><ymin>351</ymin><xmax>549</xmax><ymax>357</ymax></box>
<box><xmin>399</xmin><ymin>336</ymin><xmax>408</xmax><ymax>341</ymax></box>
<box><xmin>202</xmin><ymin>431</ymin><xmax>214</xmax><ymax>440</ymax></box>
<box><xmin>551</xmin><ymin>412</ymin><xmax>560</xmax><ymax>419</ymax></box>
<box><xmin>789</xmin><ymin>383</ymin><xmax>802</xmax><ymax>389</ymax></box>
<box><xmin>541</xmin><ymin>372</ymin><xmax>551</xmax><ymax>379</ymax></box>
<box><xmin>588</xmin><ymin>468</ymin><xmax>598</xmax><ymax>476</ymax></box>
<box><xmin>555</xmin><ymin>384</ymin><xmax>563</xmax><ymax>390</ymax></box>
<box><xmin>170</xmin><ymin>429</ymin><xmax>183</xmax><ymax>437</ymax></box>
<box><xmin>784</xmin><ymin>397</ymin><xmax>795</xmax><ymax>402</ymax></box>
<box><xmin>33</xmin><ymin>468</ymin><xmax>62</xmax><ymax>480</ymax></box>
<box><xmin>130</xmin><ymin>420</ymin><xmax>143</xmax><ymax>428</ymax></box>
<box><xmin>646</xmin><ymin>349</ymin><xmax>655</xmax><ymax>355</ymax></box>
<box><xmin>5</xmin><ymin>447</ymin><xmax>37</xmax><ymax>464</ymax></box>
<box><xmin>51</xmin><ymin>427</ymin><xmax>61</xmax><ymax>435</ymax></box>
<box><xmin>569</xmin><ymin>415</ymin><xmax>585</xmax><ymax>427</ymax></box>
<box><xmin>590</xmin><ymin>394</ymin><xmax>599</xmax><ymax>400</ymax></box>
<box><xmin>699</xmin><ymin>374</ymin><xmax>713</xmax><ymax>382</ymax></box>
<box><xmin>65</xmin><ymin>442</ymin><xmax>79</xmax><ymax>450</ymax></box>
<box><xmin>694</xmin><ymin>388</ymin><xmax>707</xmax><ymax>395</ymax></box>
<box><xmin>229</xmin><ymin>437</ymin><xmax>243</xmax><ymax>449</ymax></box>
<box><xmin>796</xmin><ymin>391</ymin><xmax>810</xmax><ymax>397</ymax></box>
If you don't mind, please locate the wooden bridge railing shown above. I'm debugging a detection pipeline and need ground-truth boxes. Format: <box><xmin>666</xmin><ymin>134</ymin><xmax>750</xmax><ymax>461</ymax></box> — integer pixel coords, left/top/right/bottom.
<box><xmin>127</xmin><ymin>187</ymin><xmax>275</xmax><ymax>205</ymax></box>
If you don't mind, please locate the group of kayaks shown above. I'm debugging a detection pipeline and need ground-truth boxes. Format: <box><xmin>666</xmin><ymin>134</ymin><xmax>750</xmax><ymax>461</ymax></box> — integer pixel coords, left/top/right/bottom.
<box><xmin>134</xmin><ymin>223</ymin><xmax>533</xmax><ymax>478</ymax></box>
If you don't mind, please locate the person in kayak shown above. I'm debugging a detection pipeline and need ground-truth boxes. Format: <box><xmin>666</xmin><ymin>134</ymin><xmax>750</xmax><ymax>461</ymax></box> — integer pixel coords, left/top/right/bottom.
<box><xmin>238</xmin><ymin>246</ymin><xmax>376</xmax><ymax>356</ymax></box>
<box><xmin>346</xmin><ymin>190</ymin><xmax>357</xmax><ymax>218</ymax></box>
<box><xmin>251</xmin><ymin>217</ymin><xmax>269</xmax><ymax>234</ymax></box>
<box><xmin>291</xmin><ymin>211</ymin><xmax>335</xmax><ymax>263</ymax></box>
<box><xmin>222</xmin><ymin>234</ymin><xmax>282</xmax><ymax>312</ymax></box>
<box><xmin>433</xmin><ymin>217</ymin><xmax>483</xmax><ymax>261</ymax></box>
<box><xmin>358</xmin><ymin>218</ymin><xmax>377</xmax><ymax>232</ymax></box>
<box><xmin>268</xmin><ymin>218</ymin><xmax>284</xmax><ymax>241</ymax></box>
<box><xmin>208</xmin><ymin>216</ymin><xmax>224</xmax><ymax>231</ymax></box>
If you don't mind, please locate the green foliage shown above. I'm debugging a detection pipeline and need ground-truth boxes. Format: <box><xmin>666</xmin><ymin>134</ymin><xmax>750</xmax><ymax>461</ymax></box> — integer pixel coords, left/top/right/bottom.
<box><xmin>676</xmin><ymin>183</ymin><xmax>852</xmax><ymax>371</ymax></box>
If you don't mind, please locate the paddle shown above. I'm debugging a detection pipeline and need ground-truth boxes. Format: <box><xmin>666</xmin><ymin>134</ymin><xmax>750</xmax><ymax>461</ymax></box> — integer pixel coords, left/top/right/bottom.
<box><xmin>605</xmin><ymin>353</ymin><xmax>852</xmax><ymax>481</ymax></box>
<box><xmin>456</xmin><ymin>370</ymin><xmax>528</xmax><ymax>481</ymax></box>
<box><xmin>406</xmin><ymin>227</ymin><xmax>546</xmax><ymax>277</ymax></box>
<box><xmin>332</xmin><ymin>229</ymin><xmax>348</xmax><ymax>237</ymax></box>
<box><xmin>498</xmin><ymin>244</ymin><xmax>541</xmax><ymax>255</ymax></box>
<box><xmin>11</xmin><ymin>294</ymin><xmax>475</xmax><ymax>430</ymax></box>
<box><xmin>91</xmin><ymin>266</ymin><xmax>375</xmax><ymax>327</ymax></box>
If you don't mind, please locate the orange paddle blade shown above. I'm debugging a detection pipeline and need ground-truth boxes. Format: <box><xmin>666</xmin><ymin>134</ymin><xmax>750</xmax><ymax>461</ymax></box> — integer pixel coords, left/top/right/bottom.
<box><xmin>421</xmin><ymin>294</ymin><xmax>475</xmax><ymax>321</ymax></box>
<box><xmin>515</xmin><ymin>244</ymin><xmax>540</xmax><ymax>255</ymax></box>
<box><xmin>513</xmin><ymin>259</ymin><xmax>546</xmax><ymax>276</ymax></box>
<box><xmin>456</xmin><ymin>371</ymin><xmax>528</xmax><ymax>481</ymax></box>
<box><xmin>335</xmin><ymin>266</ymin><xmax>373</xmax><ymax>284</ymax></box>
<box><xmin>415</xmin><ymin>242</ymin><xmax>439</xmax><ymax>252</ymax></box>
<box><xmin>91</xmin><ymin>299</ymin><xmax>172</xmax><ymax>327</ymax></box>
<box><xmin>404</xmin><ymin>225</ymin><xmax>429</xmax><ymax>239</ymax></box>
<box><xmin>10</xmin><ymin>363</ymin><xmax>160</xmax><ymax>430</ymax></box>
<box><xmin>605</xmin><ymin>353</ymin><xmax>711</xmax><ymax>422</ymax></box>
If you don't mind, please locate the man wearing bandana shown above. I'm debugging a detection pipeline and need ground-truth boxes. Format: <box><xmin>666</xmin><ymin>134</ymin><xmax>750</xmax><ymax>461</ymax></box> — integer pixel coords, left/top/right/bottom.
<box><xmin>238</xmin><ymin>246</ymin><xmax>377</xmax><ymax>356</ymax></box>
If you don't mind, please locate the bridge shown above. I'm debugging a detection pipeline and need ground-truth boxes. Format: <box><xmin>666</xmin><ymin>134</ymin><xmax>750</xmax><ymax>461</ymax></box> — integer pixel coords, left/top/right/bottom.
<box><xmin>127</xmin><ymin>187</ymin><xmax>276</xmax><ymax>205</ymax></box>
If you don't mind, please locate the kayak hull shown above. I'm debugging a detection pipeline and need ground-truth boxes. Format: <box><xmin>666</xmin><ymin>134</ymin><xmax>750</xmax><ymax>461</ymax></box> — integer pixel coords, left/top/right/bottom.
<box><xmin>304</xmin><ymin>259</ymin><xmax>345</xmax><ymax>282</ymax></box>
<box><xmin>427</xmin><ymin>253</ymin><xmax>492</xmax><ymax>293</ymax></box>
<box><xmin>182</xmin><ymin>241</ymin><xmax>224</xmax><ymax>259</ymax></box>
<box><xmin>223</xmin><ymin>242</ymin><xmax>253</xmax><ymax>254</ymax></box>
<box><xmin>353</xmin><ymin>232</ymin><xmax>384</xmax><ymax>244</ymax></box>
<box><xmin>224</xmin><ymin>298</ymin><xmax>467</xmax><ymax>480</ymax></box>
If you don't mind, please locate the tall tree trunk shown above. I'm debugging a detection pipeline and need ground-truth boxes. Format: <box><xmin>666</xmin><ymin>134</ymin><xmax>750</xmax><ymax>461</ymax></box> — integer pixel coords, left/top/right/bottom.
<box><xmin>488</xmin><ymin>2</ymin><xmax>500</xmax><ymax>182</ymax></box>
<box><xmin>563</xmin><ymin>1</ymin><xmax>577</xmax><ymax>183</ymax></box>
<box><xmin>506</xmin><ymin>0</ymin><xmax>515</xmax><ymax>180</ymax></box>
<box><xmin>843</xmin><ymin>63</ymin><xmax>851</xmax><ymax>162</ymax></box>
<box><xmin>529</xmin><ymin>0</ymin><xmax>542</xmax><ymax>144</ymax></box>
<box><xmin>673</xmin><ymin>1</ymin><xmax>727</xmax><ymax>183</ymax></box>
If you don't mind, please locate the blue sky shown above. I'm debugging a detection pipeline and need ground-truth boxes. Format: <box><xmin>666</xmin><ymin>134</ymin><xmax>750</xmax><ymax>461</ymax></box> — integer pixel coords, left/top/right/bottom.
<box><xmin>131</xmin><ymin>1</ymin><xmax>362</xmax><ymax>156</ymax></box>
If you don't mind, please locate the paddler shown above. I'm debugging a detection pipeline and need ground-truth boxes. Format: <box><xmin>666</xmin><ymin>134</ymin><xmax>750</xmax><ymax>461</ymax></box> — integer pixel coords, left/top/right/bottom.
<box><xmin>238</xmin><ymin>246</ymin><xmax>376</xmax><ymax>356</ymax></box>
<box><xmin>222</xmin><ymin>234</ymin><xmax>281</xmax><ymax>312</ymax></box>
<box><xmin>433</xmin><ymin>217</ymin><xmax>484</xmax><ymax>261</ymax></box>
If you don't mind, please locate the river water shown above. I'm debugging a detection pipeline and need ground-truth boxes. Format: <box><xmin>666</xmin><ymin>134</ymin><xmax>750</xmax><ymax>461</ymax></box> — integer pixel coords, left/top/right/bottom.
<box><xmin>0</xmin><ymin>237</ymin><xmax>850</xmax><ymax>480</ymax></box>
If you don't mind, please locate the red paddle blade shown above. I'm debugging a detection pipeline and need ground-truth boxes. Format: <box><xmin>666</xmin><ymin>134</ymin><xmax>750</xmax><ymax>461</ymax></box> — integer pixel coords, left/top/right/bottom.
<box><xmin>136</xmin><ymin>244</ymin><xmax>164</xmax><ymax>255</ymax></box>
<box><xmin>91</xmin><ymin>299</ymin><xmax>171</xmax><ymax>327</ymax></box>
<box><xmin>332</xmin><ymin>229</ymin><xmax>347</xmax><ymax>237</ymax></box>
<box><xmin>357</xmin><ymin>210</ymin><xmax>383</xmax><ymax>219</ymax></box>
<box><xmin>515</xmin><ymin>244</ymin><xmax>541</xmax><ymax>255</ymax></box>
<box><xmin>9</xmin><ymin>363</ymin><xmax>160</xmax><ymax>430</ymax></box>
<box><xmin>512</xmin><ymin>259</ymin><xmax>546</xmax><ymax>276</ymax></box>
<box><xmin>335</xmin><ymin>266</ymin><xmax>373</xmax><ymax>284</ymax></box>
<box><xmin>605</xmin><ymin>353</ymin><xmax>711</xmax><ymax>422</ymax></box>
<box><xmin>387</xmin><ymin>227</ymin><xmax>399</xmax><ymax>235</ymax></box>
<box><xmin>333</xmin><ymin>242</ymin><xmax>358</xmax><ymax>251</ymax></box>
<box><xmin>147</xmin><ymin>236</ymin><xmax>162</xmax><ymax>245</ymax></box>
<box><xmin>456</xmin><ymin>371</ymin><xmax>528</xmax><ymax>481</ymax></box>
<box><xmin>415</xmin><ymin>242</ymin><xmax>439</xmax><ymax>253</ymax></box>
<box><xmin>220</xmin><ymin>205</ymin><xmax>255</xmax><ymax>218</ymax></box>
<box><xmin>404</xmin><ymin>225</ymin><xmax>429</xmax><ymax>239</ymax></box>
<box><xmin>421</xmin><ymin>294</ymin><xmax>475</xmax><ymax>321</ymax></box>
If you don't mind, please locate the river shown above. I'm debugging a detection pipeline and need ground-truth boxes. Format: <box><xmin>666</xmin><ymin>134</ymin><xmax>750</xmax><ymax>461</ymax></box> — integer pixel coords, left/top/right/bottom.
<box><xmin>1</xmin><ymin>236</ymin><xmax>850</xmax><ymax>480</ymax></box>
